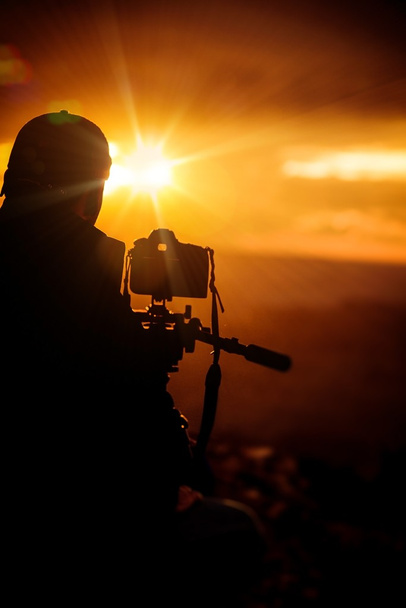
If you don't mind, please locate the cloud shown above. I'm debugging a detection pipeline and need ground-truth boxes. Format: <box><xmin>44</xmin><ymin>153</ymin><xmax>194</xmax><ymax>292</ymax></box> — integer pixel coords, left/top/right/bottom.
<box><xmin>283</xmin><ymin>150</ymin><xmax>406</xmax><ymax>182</ymax></box>
<box><xmin>294</xmin><ymin>208</ymin><xmax>406</xmax><ymax>242</ymax></box>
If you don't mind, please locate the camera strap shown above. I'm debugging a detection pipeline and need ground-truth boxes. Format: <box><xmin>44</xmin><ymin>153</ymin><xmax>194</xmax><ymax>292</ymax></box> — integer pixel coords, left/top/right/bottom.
<box><xmin>195</xmin><ymin>249</ymin><xmax>224</xmax><ymax>458</ymax></box>
<box><xmin>208</xmin><ymin>247</ymin><xmax>224</xmax><ymax>363</ymax></box>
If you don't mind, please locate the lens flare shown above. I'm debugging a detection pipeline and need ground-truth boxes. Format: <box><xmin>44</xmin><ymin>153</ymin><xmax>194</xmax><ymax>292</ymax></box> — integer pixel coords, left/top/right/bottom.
<box><xmin>0</xmin><ymin>44</ymin><xmax>32</xmax><ymax>85</ymax></box>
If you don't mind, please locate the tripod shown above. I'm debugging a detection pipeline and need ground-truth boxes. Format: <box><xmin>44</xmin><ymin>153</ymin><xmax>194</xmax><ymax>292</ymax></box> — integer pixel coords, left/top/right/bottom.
<box><xmin>130</xmin><ymin>298</ymin><xmax>291</xmax><ymax>464</ymax></box>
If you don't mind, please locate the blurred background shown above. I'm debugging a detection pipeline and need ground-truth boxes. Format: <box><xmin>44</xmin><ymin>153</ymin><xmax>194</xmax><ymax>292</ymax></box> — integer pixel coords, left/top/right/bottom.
<box><xmin>1</xmin><ymin>1</ymin><xmax>405</xmax><ymax>605</ymax></box>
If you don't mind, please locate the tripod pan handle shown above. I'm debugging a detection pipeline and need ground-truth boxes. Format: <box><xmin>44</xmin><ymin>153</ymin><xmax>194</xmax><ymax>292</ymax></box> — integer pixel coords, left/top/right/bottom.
<box><xmin>244</xmin><ymin>344</ymin><xmax>291</xmax><ymax>372</ymax></box>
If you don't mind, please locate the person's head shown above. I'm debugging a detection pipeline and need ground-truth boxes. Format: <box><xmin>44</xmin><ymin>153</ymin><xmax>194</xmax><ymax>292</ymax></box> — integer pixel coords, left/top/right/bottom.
<box><xmin>0</xmin><ymin>110</ymin><xmax>112</xmax><ymax>224</ymax></box>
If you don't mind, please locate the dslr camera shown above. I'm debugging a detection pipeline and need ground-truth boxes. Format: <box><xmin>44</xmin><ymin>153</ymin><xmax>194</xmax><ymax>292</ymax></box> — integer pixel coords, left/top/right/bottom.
<box><xmin>129</xmin><ymin>228</ymin><xmax>209</xmax><ymax>302</ymax></box>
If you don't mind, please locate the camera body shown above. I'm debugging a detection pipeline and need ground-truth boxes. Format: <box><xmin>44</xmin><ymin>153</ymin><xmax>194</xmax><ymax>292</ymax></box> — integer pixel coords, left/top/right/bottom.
<box><xmin>129</xmin><ymin>229</ymin><xmax>209</xmax><ymax>301</ymax></box>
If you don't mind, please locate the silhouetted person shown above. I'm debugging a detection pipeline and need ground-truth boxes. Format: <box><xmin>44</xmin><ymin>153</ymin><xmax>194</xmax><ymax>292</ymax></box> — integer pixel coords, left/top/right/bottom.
<box><xmin>0</xmin><ymin>111</ymin><xmax>265</xmax><ymax>605</ymax></box>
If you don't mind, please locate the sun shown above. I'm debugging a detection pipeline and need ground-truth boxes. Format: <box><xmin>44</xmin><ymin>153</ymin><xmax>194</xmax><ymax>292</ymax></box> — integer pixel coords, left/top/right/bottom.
<box><xmin>105</xmin><ymin>136</ymin><xmax>173</xmax><ymax>199</ymax></box>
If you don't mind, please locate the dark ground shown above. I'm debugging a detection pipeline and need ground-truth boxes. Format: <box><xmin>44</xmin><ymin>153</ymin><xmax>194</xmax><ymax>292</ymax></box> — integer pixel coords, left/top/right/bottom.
<box><xmin>203</xmin><ymin>437</ymin><xmax>405</xmax><ymax>608</ymax></box>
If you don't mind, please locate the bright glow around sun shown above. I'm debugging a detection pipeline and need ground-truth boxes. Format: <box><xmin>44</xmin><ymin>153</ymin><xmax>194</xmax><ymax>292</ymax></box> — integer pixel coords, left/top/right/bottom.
<box><xmin>104</xmin><ymin>137</ymin><xmax>173</xmax><ymax>198</ymax></box>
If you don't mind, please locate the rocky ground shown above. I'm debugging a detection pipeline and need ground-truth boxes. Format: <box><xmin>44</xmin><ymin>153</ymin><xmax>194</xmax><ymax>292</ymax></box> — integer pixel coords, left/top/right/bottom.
<box><xmin>203</xmin><ymin>438</ymin><xmax>405</xmax><ymax>608</ymax></box>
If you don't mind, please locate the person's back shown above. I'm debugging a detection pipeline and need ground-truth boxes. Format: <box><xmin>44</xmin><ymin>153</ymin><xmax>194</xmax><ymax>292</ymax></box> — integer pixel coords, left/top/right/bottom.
<box><xmin>1</xmin><ymin>111</ymin><xmax>266</xmax><ymax>605</ymax></box>
<box><xmin>0</xmin><ymin>112</ymin><xmax>181</xmax><ymax>593</ymax></box>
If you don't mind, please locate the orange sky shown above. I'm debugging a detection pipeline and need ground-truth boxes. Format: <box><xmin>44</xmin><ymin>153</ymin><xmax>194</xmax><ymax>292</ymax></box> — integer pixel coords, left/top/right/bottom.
<box><xmin>1</xmin><ymin>0</ymin><xmax>406</xmax><ymax>263</ymax></box>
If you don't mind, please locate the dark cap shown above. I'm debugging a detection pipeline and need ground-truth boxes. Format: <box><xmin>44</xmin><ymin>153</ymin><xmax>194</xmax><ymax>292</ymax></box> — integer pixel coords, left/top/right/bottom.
<box><xmin>1</xmin><ymin>110</ymin><xmax>111</xmax><ymax>197</ymax></box>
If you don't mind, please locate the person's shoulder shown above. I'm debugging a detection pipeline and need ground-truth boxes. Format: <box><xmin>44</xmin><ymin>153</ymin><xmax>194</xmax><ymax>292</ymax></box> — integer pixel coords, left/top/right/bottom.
<box><xmin>85</xmin><ymin>224</ymin><xmax>126</xmax><ymax>290</ymax></box>
<box><xmin>92</xmin><ymin>224</ymin><xmax>126</xmax><ymax>259</ymax></box>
